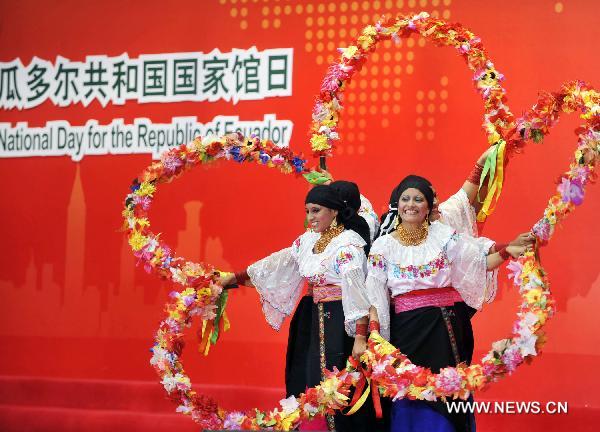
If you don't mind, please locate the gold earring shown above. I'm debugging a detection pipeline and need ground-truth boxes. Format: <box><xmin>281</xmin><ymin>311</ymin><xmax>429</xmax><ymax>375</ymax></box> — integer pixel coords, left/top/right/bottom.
<box><xmin>330</xmin><ymin>218</ymin><xmax>338</xmax><ymax>229</ymax></box>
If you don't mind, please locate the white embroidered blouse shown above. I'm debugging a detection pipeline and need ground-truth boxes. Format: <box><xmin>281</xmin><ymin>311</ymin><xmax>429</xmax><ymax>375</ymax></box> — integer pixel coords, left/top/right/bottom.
<box><xmin>247</xmin><ymin>229</ymin><xmax>371</xmax><ymax>337</ymax></box>
<box><xmin>365</xmin><ymin>221</ymin><xmax>496</xmax><ymax>340</ymax></box>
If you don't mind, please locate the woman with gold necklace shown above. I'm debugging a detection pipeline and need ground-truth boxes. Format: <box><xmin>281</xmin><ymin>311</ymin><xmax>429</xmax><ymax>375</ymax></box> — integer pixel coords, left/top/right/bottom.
<box><xmin>365</xmin><ymin>175</ymin><xmax>529</xmax><ymax>432</ymax></box>
<box><xmin>222</xmin><ymin>184</ymin><xmax>378</xmax><ymax>431</ymax></box>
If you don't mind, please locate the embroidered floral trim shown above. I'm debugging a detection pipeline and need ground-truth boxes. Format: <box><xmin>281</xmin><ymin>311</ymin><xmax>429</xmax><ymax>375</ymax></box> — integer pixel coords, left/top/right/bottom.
<box><xmin>391</xmin><ymin>250</ymin><xmax>450</xmax><ymax>280</ymax></box>
<box><xmin>333</xmin><ymin>250</ymin><xmax>355</xmax><ymax>275</ymax></box>
<box><xmin>293</xmin><ymin>237</ymin><xmax>301</xmax><ymax>253</ymax></box>
<box><xmin>306</xmin><ymin>273</ymin><xmax>327</xmax><ymax>286</ymax></box>
<box><xmin>368</xmin><ymin>253</ymin><xmax>387</xmax><ymax>270</ymax></box>
<box><xmin>313</xmin><ymin>285</ymin><xmax>343</xmax><ymax>303</ymax></box>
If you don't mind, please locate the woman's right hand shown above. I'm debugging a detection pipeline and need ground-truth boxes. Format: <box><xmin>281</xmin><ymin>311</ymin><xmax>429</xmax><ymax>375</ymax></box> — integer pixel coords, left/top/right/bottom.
<box><xmin>352</xmin><ymin>336</ymin><xmax>368</xmax><ymax>360</ymax></box>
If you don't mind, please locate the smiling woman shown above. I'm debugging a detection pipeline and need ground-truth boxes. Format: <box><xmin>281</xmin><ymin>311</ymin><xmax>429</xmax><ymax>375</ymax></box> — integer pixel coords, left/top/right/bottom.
<box><xmin>365</xmin><ymin>174</ymin><xmax>530</xmax><ymax>432</ymax></box>
<box><xmin>225</xmin><ymin>184</ymin><xmax>380</xmax><ymax>431</ymax></box>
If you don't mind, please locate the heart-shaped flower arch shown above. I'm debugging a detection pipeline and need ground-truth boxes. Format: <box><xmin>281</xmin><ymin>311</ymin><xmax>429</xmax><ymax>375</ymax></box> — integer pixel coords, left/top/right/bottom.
<box><xmin>123</xmin><ymin>12</ymin><xmax>599</xmax><ymax>431</ymax></box>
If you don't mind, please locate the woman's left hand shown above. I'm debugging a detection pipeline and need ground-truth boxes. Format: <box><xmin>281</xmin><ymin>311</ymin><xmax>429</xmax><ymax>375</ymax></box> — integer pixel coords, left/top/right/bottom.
<box><xmin>510</xmin><ymin>232</ymin><xmax>535</xmax><ymax>247</ymax></box>
<box><xmin>352</xmin><ymin>336</ymin><xmax>367</xmax><ymax>359</ymax></box>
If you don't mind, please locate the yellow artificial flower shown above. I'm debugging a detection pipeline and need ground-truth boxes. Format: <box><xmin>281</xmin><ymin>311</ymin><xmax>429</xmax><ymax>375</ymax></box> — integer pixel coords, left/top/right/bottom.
<box><xmin>310</xmin><ymin>134</ymin><xmax>330</xmax><ymax>151</ymax></box>
<box><xmin>362</xmin><ymin>25</ymin><xmax>377</xmax><ymax>37</ymax></box>
<box><xmin>150</xmin><ymin>255</ymin><xmax>163</xmax><ymax>267</ymax></box>
<box><xmin>525</xmin><ymin>288</ymin><xmax>543</xmax><ymax>304</ymax></box>
<box><xmin>371</xmin><ymin>332</ymin><xmax>396</xmax><ymax>356</ymax></box>
<box><xmin>136</xmin><ymin>218</ymin><xmax>150</xmax><ymax>228</ymax></box>
<box><xmin>581</xmin><ymin>103</ymin><xmax>599</xmax><ymax>120</ymax></box>
<box><xmin>407</xmin><ymin>385</ymin><xmax>426</xmax><ymax>399</ymax></box>
<box><xmin>357</xmin><ymin>35</ymin><xmax>374</xmax><ymax>50</ymax></box>
<box><xmin>279</xmin><ymin>410</ymin><xmax>300</xmax><ymax>431</ymax></box>
<box><xmin>180</xmin><ymin>287</ymin><xmax>196</xmax><ymax>297</ymax></box>
<box><xmin>342</xmin><ymin>45</ymin><xmax>359</xmax><ymax>59</ymax></box>
<box><xmin>197</xmin><ymin>287</ymin><xmax>212</xmax><ymax>298</ymax></box>
<box><xmin>485</xmin><ymin>123</ymin><xmax>501</xmax><ymax>145</ymax></box>
<box><xmin>535</xmin><ymin>310</ymin><xmax>548</xmax><ymax>326</ymax></box>
<box><xmin>135</xmin><ymin>182</ymin><xmax>156</xmax><ymax>197</ymax></box>
<box><xmin>320</xmin><ymin>378</ymin><xmax>349</xmax><ymax>402</ymax></box>
<box><xmin>129</xmin><ymin>231</ymin><xmax>149</xmax><ymax>251</ymax></box>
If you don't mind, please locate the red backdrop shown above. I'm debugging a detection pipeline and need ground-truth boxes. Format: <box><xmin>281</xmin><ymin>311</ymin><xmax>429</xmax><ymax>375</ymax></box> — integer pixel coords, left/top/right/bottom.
<box><xmin>0</xmin><ymin>0</ymin><xmax>598</xmax><ymax>426</ymax></box>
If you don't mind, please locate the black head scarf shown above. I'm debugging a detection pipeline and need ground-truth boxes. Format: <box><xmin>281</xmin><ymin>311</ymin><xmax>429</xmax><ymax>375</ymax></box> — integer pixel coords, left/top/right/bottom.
<box><xmin>378</xmin><ymin>175</ymin><xmax>434</xmax><ymax>237</ymax></box>
<box><xmin>305</xmin><ymin>185</ymin><xmax>371</xmax><ymax>251</ymax></box>
<box><xmin>330</xmin><ymin>180</ymin><xmax>361</xmax><ymax>212</ymax></box>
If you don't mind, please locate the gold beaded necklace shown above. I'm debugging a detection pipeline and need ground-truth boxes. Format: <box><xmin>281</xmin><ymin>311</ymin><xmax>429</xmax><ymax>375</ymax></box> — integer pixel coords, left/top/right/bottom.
<box><xmin>395</xmin><ymin>220</ymin><xmax>429</xmax><ymax>246</ymax></box>
<box><xmin>314</xmin><ymin>223</ymin><xmax>345</xmax><ymax>253</ymax></box>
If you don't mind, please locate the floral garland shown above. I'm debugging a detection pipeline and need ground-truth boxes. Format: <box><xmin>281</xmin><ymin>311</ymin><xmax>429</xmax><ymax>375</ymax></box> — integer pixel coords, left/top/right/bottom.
<box><xmin>122</xmin><ymin>133</ymin><xmax>310</xmax><ymax>430</ymax></box>
<box><xmin>310</xmin><ymin>12</ymin><xmax>515</xmax><ymax>221</ymax></box>
<box><xmin>139</xmin><ymin>84</ymin><xmax>597</xmax><ymax>430</ymax></box>
<box><xmin>123</xmin><ymin>13</ymin><xmax>599</xmax><ymax>432</ymax></box>
<box><xmin>364</xmin><ymin>80</ymin><xmax>598</xmax><ymax>404</ymax></box>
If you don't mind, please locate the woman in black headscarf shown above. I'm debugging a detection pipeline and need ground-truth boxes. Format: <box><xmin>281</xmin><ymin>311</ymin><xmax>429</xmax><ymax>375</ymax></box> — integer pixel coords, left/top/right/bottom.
<box><xmin>364</xmin><ymin>175</ymin><xmax>530</xmax><ymax>432</ymax></box>
<box><xmin>285</xmin><ymin>180</ymin><xmax>372</xmax><ymax>402</ymax></box>
<box><xmin>223</xmin><ymin>184</ymin><xmax>376</xmax><ymax>431</ymax></box>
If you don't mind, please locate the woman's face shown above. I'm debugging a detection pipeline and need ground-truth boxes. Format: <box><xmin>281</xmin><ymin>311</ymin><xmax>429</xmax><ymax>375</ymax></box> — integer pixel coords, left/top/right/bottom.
<box><xmin>305</xmin><ymin>203</ymin><xmax>338</xmax><ymax>233</ymax></box>
<box><xmin>397</xmin><ymin>188</ymin><xmax>430</xmax><ymax>224</ymax></box>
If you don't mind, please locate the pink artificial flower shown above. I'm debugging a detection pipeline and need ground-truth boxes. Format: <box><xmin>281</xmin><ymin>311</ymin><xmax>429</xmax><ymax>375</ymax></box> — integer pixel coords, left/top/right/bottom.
<box><xmin>482</xmin><ymin>362</ymin><xmax>498</xmax><ymax>377</ymax></box>
<box><xmin>501</xmin><ymin>347</ymin><xmax>523</xmax><ymax>372</ymax></box>
<box><xmin>435</xmin><ymin>367</ymin><xmax>462</xmax><ymax>394</ymax></box>
<box><xmin>532</xmin><ymin>218</ymin><xmax>551</xmax><ymax>242</ymax></box>
<box><xmin>162</xmin><ymin>154</ymin><xmax>184</xmax><ymax>176</ymax></box>
<box><xmin>507</xmin><ymin>260</ymin><xmax>524</xmax><ymax>286</ymax></box>
<box><xmin>132</xmin><ymin>195</ymin><xmax>152</xmax><ymax>211</ymax></box>
<box><xmin>558</xmin><ymin>177</ymin><xmax>584</xmax><ymax>205</ymax></box>
<box><xmin>320</xmin><ymin>74</ymin><xmax>340</xmax><ymax>94</ymax></box>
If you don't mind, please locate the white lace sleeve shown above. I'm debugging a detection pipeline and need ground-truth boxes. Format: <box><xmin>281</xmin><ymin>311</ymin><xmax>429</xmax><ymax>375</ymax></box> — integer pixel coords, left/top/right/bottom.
<box><xmin>365</xmin><ymin>253</ymin><xmax>391</xmax><ymax>340</ymax></box>
<box><xmin>332</xmin><ymin>246</ymin><xmax>370</xmax><ymax>337</ymax></box>
<box><xmin>439</xmin><ymin>189</ymin><xmax>478</xmax><ymax>237</ymax></box>
<box><xmin>247</xmin><ymin>246</ymin><xmax>303</xmax><ymax>331</ymax></box>
<box><xmin>359</xmin><ymin>194</ymin><xmax>381</xmax><ymax>243</ymax></box>
<box><xmin>446</xmin><ymin>234</ymin><xmax>496</xmax><ymax>310</ymax></box>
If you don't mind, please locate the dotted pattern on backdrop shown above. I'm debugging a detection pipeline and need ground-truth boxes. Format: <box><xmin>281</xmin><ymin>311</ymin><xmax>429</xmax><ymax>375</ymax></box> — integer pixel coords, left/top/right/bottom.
<box><xmin>218</xmin><ymin>0</ymin><xmax>565</xmax><ymax>155</ymax></box>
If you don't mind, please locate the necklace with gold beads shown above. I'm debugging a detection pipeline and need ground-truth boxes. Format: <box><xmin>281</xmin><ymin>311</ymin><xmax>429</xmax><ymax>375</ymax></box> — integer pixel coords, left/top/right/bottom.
<box><xmin>314</xmin><ymin>223</ymin><xmax>345</xmax><ymax>253</ymax></box>
<box><xmin>395</xmin><ymin>220</ymin><xmax>429</xmax><ymax>246</ymax></box>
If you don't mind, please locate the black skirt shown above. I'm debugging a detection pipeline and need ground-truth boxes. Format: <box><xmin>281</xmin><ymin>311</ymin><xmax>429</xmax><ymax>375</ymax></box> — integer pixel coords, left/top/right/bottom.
<box><xmin>390</xmin><ymin>301</ymin><xmax>475</xmax><ymax>432</ymax></box>
<box><xmin>286</xmin><ymin>297</ymin><xmax>386</xmax><ymax>432</ymax></box>
<box><xmin>285</xmin><ymin>295</ymin><xmax>313</xmax><ymax>398</ymax></box>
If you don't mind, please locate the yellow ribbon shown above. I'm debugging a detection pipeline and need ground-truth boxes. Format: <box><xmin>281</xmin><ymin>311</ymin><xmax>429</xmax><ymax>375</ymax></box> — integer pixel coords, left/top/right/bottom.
<box><xmin>344</xmin><ymin>377</ymin><xmax>371</xmax><ymax>416</ymax></box>
<box><xmin>477</xmin><ymin>140</ymin><xmax>506</xmax><ymax>222</ymax></box>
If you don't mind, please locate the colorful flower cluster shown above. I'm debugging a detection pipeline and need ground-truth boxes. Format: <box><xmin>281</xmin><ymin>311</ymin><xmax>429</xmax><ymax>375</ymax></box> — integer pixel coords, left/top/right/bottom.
<box><xmin>524</xmin><ymin>81</ymin><xmax>600</xmax><ymax>243</ymax></box>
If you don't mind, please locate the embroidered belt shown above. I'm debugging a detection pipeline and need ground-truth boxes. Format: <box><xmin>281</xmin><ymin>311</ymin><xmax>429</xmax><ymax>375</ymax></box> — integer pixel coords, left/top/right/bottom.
<box><xmin>308</xmin><ymin>284</ymin><xmax>343</xmax><ymax>303</ymax></box>
<box><xmin>392</xmin><ymin>287</ymin><xmax>462</xmax><ymax>313</ymax></box>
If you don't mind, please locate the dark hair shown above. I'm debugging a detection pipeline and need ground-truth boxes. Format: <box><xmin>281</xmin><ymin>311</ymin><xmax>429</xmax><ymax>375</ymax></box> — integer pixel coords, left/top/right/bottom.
<box><xmin>305</xmin><ymin>185</ymin><xmax>371</xmax><ymax>252</ymax></box>
<box><xmin>378</xmin><ymin>175</ymin><xmax>434</xmax><ymax>238</ymax></box>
